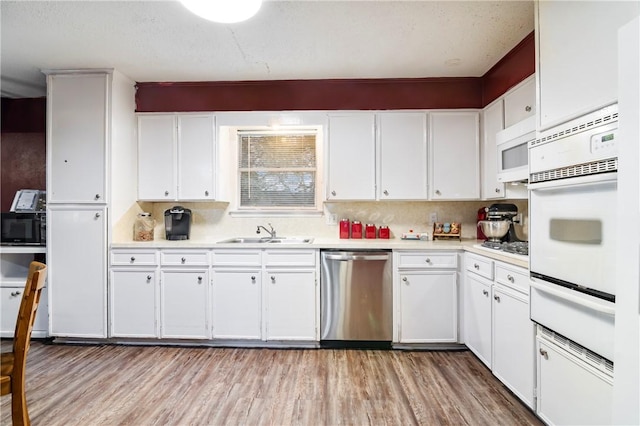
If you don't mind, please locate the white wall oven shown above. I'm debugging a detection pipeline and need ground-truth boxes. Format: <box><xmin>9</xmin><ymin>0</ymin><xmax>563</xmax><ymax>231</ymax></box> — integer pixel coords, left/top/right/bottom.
<box><xmin>529</xmin><ymin>105</ymin><xmax>618</xmax><ymax>424</ymax></box>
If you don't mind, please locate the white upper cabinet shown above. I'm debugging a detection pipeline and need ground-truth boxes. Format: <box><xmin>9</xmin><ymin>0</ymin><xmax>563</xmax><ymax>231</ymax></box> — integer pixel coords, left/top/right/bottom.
<box><xmin>536</xmin><ymin>1</ymin><xmax>640</xmax><ymax>130</ymax></box>
<box><xmin>138</xmin><ymin>114</ymin><xmax>216</xmax><ymax>201</ymax></box>
<box><xmin>504</xmin><ymin>77</ymin><xmax>535</xmax><ymax>128</ymax></box>
<box><xmin>481</xmin><ymin>99</ymin><xmax>505</xmax><ymax>200</ymax></box>
<box><xmin>378</xmin><ymin>112</ymin><xmax>427</xmax><ymax>200</ymax></box>
<box><xmin>429</xmin><ymin>111</ymin><xmax>480</xmax><ymax>200</ymax></box>
<box><xmin>48</xmin><ymin>73</ymin><xmax>108</xmax><ymax>204</ymax></box>
<box><xmin>327</xmin><ymin>114</ymin><xmax>376</xmax><ymax>200</ymax></box>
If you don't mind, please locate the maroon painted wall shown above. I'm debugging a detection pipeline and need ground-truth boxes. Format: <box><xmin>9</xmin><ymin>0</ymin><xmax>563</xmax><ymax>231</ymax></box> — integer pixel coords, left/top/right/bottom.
<box><xmin>1</xmin><ymin>97</ymin><xmax>47</xmax><ymax>211</ymax></box>
<box><xmin>136</xmin><ymin>32</ymin><xmax>534</xmax><ymax>112</ymax></box>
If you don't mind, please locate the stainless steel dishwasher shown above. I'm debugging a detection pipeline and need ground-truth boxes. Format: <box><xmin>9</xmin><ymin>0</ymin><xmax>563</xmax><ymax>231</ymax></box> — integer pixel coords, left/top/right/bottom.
<box><xmin>320</xmin><ymin>250</ymin><xmax>392</xmax><ymax>347</ymax></box>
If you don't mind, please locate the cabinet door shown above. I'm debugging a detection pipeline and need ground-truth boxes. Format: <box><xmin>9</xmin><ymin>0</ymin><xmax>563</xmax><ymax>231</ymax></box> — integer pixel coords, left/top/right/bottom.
<box><xmin>160</xmin><ymin>270</ymin><xmax>209</xmax><ymax>339</ymax></box>
<box><xmin>398</xmin><ymin>271</ymin><xmax>457</xmax><ymax>343</ymax></box>
<box><xmin>177</xmin><ymin>115</ymin><xmax>216</xmax><ymax>200</ymax></box>
<box><xmin>327</xmin><ymin>114</ymin><xmax>376</xmax><ymax>200</ymax></box>
<box><xmin>481</xmin><ymin>100</ymin><xmax>505</xmax><ymax>199</ymax></box>
<box><xmin>536</xmin><ymin>339</ymin><xmax>613</xmax><ymax>425</ymax></box>
<box><xmin>110</xmin><ymin>270</ymin><xmax>157</xmax><ymax>338</ymax></box>
<box><xmin>537</xmin><ymin>1</ymin><xmax>639</xmax><ymax>130</ymax></box>
<box><xmin>504</xmin><ymin>77</ymin><xmax>535</xmax><ymax>128</ymax></box>
<box><xmin>48</xmin><ymin>206</ymin><xmax>107</xmax><ymax>337</ymax></box>
<box><xmin>463</xmin><ymin>272</ymin><xmax>492</xmax><ymax>367</ymax></box>
<box><xmin>212</xmin><ymin>270</ymin><xmax>262</xmax><ymax>339</ymax></box>
<box><xmin>378</xmin><ymin>112</ymin><xmax>427</xmax><ymax>199</ymax></box>
<box><xmin>492</xmin><ymin>285</ymin><xmax>535</xmax><ymax>408</ymax></box>
<box><xmin>429</xmin><ymin>111</ymin><xmax>480</xmax><ymax>200</ymax></box>
<box><xmin>138</xmin><ymin>115</ymin><xmax>176</xmax><ymax>200</ymax></box>
<box><xmin>48</xmin><ymin>73</ymin><xmax>108</xmax><ymax>203</ymax></box>
<box><xmin>265</xmin><ymin>270</ymin><xmax>316</xmax><ymax>341</ymax></box>
<box><xmin>1</xmin><ymin>287</ymin><xmax>48</xmax><ymax>338</ymax></box>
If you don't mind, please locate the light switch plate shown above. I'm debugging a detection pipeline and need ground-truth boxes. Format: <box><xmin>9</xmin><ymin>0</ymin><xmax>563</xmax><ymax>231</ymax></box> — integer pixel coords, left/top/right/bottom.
<box><xmin>326</xmin><ymin>213</ymin><xmax>338</xmax><ymax>225</ymax></box>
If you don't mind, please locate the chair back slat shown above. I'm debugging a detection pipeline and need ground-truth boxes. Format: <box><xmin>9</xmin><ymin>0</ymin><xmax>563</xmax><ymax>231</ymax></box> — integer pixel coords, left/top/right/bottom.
<box><xmin>13</xmin><ymin>262</ymin><xmax>47</xmax><ymax>357</ymax></box>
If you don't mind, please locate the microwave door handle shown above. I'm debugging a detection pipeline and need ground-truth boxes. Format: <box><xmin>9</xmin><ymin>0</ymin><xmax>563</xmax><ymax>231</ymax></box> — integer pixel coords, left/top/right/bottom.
<box><xmin>528</xmin><ymin>171</ymin><xmax>617</xmax><ymax>191</ymax></box>
<box><xmin>530</xmin><ymin>279</ymin><xmax>615</xmax><ymax>316</ymax></box>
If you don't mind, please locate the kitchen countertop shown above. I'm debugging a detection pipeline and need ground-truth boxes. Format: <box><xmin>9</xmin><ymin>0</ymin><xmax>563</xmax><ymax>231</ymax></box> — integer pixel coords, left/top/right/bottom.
<box><xmin>112</xmin><ymin>237</ymin><xmax>529</xmax><ymax>269</ymax></box>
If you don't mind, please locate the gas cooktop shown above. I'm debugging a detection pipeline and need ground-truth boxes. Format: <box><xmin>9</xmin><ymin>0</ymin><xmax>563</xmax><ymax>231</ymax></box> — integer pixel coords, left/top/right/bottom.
<box><xmin>477</xmin><ymin>241</ymin><xmax>529</xmax><ymax>257</ymax></box>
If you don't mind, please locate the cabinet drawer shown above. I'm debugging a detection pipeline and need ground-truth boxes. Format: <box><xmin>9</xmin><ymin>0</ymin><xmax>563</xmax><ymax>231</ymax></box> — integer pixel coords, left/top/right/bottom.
<box><xmin>212</xmin><ymin>249</ymin><xmax>262</xmax><ymax>267</ymax></box>
<box><xmin>160</xmin><ymin>251</ymin><xmax>209</xmax><ymax>266</ymax></box>
<box><xmin>111</xmin><ymin>250</ymin><xmax>158</xmax><ymax>266</ymax></box>
<box><xmin>264</xmin><ymin>250</ymin><xmax>316</xmax><ymax>267</ymax></box>
<box><xmin>495</xmin><ymin>263</ymin><xmax>529</xmax><ymax>295</ymax></box>
<box><xmin>396</xmin><ymin>251</ymin><xmax>457</xmax><ymax>269</ymax></box>
<box><xmin>465</xmin><ymin>253</ymin><xmax>494</xmax><ymax>280</ymax></box>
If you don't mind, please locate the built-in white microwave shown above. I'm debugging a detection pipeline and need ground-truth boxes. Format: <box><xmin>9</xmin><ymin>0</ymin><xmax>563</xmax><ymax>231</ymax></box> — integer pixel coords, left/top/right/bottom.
<box><xmin>496</xmin><ymin>115</ymin><xmax>535</xmax><ymax>183</ymax></box>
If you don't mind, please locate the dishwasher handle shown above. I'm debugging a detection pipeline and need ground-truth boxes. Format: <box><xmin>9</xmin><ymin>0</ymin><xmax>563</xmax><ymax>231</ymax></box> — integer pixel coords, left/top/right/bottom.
<box><xmin>323</xmin><ymin>253</ymin><xmax>390</xmax><ymax>261</ymax></box>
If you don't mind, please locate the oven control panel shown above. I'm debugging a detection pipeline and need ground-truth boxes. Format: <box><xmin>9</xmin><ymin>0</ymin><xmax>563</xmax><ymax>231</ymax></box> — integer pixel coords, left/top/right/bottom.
<box><xmin>590</xmin><ymin>129</ymin><xmax>618</xmax><ymax>156</ymax></box>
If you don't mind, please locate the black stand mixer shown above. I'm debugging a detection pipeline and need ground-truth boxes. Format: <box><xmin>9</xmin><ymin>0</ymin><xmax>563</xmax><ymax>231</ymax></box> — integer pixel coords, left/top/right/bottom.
<box><xmin>480</xmin><ymin>203</ymin><xmax>528</xmax><ymax>255</ymax></box>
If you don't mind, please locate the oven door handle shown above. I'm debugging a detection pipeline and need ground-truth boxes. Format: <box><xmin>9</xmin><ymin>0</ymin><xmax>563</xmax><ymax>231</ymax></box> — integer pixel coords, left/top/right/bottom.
<box><xmin>530</xmin><ymin>279</ymin><xmax>615</xmax><ymax>316</ymax></box>
<box><xmin>528</xmin><ymin>171</ymin><xmax>617</xmax><ymax>191</ymax></box>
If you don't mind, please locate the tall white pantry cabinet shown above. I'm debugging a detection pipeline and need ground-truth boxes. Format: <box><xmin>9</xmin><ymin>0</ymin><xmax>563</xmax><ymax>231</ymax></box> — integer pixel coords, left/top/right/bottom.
<box><xmin>46</xmin><ymin>70</ymin><xmax>136</xmax><ymax>338</ymax></box>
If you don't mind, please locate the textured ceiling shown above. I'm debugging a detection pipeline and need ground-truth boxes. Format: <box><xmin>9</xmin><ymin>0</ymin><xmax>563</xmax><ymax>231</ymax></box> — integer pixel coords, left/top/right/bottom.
<box><xmin>0</xmin><ymin>0</ymin><xmax>534</xmax><ymax>98</ymax></box>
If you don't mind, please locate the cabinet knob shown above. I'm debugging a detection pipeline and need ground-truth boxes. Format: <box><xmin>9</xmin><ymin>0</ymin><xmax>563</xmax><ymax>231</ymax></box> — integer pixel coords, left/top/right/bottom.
<box><xmin>10</xmin><ymin>291</ymin><xmax>21</xmax><ymax>297</ymax></box>
<box><xmin>95</xmin><ymin>194</ymin><xmax>101</xmax><ymax>200</ymax></box>
<box><xmin>435</xmin><ymin>190</ymin><xmax>441</xmax><ymax>195</ymax></box>
<box><xmin>525</xmin><ymin>105</ymin><xmax>532</xmax><ymax>112</ymax></box>
<box><xmin>482</xmin><ymin>290</ymin><xmax>488</xmax><ymax>296</ymax></box>
<box><xmin>473</xmin><ymin>263</ymin><xmax>479</xmax><ymax>270</ymax></box>
<box><xmin>383</xmin><ymin>190</ymin><xmax>389</xmax><ymax>196</ymax></box>
<box><xmin>197</xmin><ymin>276</ymin><xmax>203</xmax><ymax>283</ymax></box>
<box><xmin>495</xmin><ymin>188</ymin><xmax>501</xmax><ymax>193</ymax></box>
<box><xmin>494</xmin><ymin>295</ymin><xmax>501</xmax><ymax>302</ymax></box>
<box><xmin>130</xmin><ymin>256</ymin><xmax>136</xmax><ymax>263</ymax></box>
<box><xmin>507</xmin><ymin>274</ymin><xmax>515</xmax><ymax>283</ymax></box>
<box><xmin>539</xmin><ymin>348</ymin><xmax>548</xmax><ymax>360</ymax></box>
<box><xmin>146</xmin><ymin>275</ymin><xmax>152</xmax><ymax>281</ymax></box>
<box><xmin>402</xmin><ymin>277</ymin><xmax>408</xmax><ymax>283</ymax></box>
<box><xmin>271</xmin><ymin>276</ymin><xmax>276</xmax><ymax>283</ymax></box>
<box><xmin>250</xmin><ymin>275</ymin><xmax>256</xmax><ymax>281</ymax></box>
<box><xmin>95</xmin><ymin>212</ymin><xmax>101</xmax><ymax>218</ymax></box>
<box><xmin>205</xmin><ymin>190</ymin><xmax>209</xmax><ymax>196</ymax></box>
<box><xmin>425</xmin><ymin>258</ymin><xmax>431</xmax><ymax>263</ymax></box>
<box><xmin>331</xmin><ymin>190</ymin><xmax>336</xmax><ymax>196</ymax></box>
<box><xmin>165</xmin><ymin>191</ymin><xmax>169</xmax><ymax>196</ymax></box>
<box><xmin>181</xmin><ymin>257</ymin><xmax>186</xmax><ymax>264</ymax></box>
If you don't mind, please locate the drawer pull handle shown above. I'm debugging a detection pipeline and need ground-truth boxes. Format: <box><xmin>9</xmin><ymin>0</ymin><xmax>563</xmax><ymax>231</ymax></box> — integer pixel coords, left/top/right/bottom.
<box><xmin>95</xmin><ymin>194</ymin><xmax>101</xmax><ymax>200</ymax></box>
<box><xmin>251</xmin><ymin>276</ymin><xmax>256</xmax><ymax>281</ymax></box>
<box><xmin>181</xmin><ymin>257</ymin><xmax>186</xmax><ymax>264</ymax></box>
<box><xmin>130</xmin><ymin>256</ymin><xmax>136</xmax><ymax>263</ymax></box>
<box><xmin>494</xmin><ymin>295</ymin><xmax>501</xmax><ymax>302</ymax></box>
<box><xmin>525</xmin><ymin>105</ymin><xmax>532</xmax><ymax>112</ymax></box>
<box><xmin>425</xmin><ymin>258</ymin><xmax>431</xmax><ymax>263</ymax></box>
<box><xmin>507</xmin><ymin>275</ymin><xmax>515</xmax><ymax>283</ymax></box>
<box><xmin>197</xmin><ymin>276</ymin><xmax>203</xmax><ymax>283</ymax></box>
<box><xmin>95</xmin><ymin>212</ymin><xmax>101</xmax><ymax>218</ymax></box>
<box><xmin>482</xmin><ymin>290</ymin><xmax>488</xmax><ymax>296</ymax></box>
<box><xmin>11</xmin><ymin>291</ymin><xmax>21</xmax><ymax>297</ymax></box>
<box><xmin>474</xmin><ymin>263</ymin><xmax>479</xmax><ymax>270</ymax></box>
<box><xmin>271</xmin><ymin>276</ymin><xmax>276</xmax><ymax>283</ymax></box>
<box><xmin>539</xmin><ymin>348</ymin><xmax>548</xmax><ymax>360</ymax></box>
<box><xmin>146</xmin><ymin>275</ymin><xmax>152</xmax><ymax>281</ymax></box>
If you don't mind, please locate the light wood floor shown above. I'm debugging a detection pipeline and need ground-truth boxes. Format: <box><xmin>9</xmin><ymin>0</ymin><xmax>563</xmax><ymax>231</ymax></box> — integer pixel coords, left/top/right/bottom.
<box><xmin>1</xmin><ymin>341</ymin><xmax>542</xmax><ymax>425</ymax></box>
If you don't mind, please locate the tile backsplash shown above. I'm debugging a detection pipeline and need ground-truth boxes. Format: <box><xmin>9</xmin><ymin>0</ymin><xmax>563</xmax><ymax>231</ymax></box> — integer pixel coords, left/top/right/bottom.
<box><xmin>113</xmin><ymin>200</ymin><xmax>528</xmax><ymax>243</ymax></box>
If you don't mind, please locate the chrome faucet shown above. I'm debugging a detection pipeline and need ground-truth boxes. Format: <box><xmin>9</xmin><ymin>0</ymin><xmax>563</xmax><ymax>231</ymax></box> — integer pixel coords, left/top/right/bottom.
<box><xmin>256</xmin><ymin>223</ymin><xmax>276</xmax><ymax>239</ymax></box>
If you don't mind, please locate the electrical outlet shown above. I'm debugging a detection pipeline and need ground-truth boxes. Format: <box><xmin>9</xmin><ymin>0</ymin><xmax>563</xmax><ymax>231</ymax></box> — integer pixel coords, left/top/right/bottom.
<box><xmin>429</xmin><ymin>212</ymin><xmax>438</xmax><ymax>223</ymax></box>
<box><xmin>326</xmin><ymin>213</ymin><xmax>338</xmax><ymax>225</ymax></box>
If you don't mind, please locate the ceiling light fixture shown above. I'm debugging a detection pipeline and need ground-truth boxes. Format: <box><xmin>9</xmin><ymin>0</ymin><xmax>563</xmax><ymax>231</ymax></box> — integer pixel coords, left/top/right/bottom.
<box><xmin>180</xmin><ymin>0</ymin><xmax>263</xmax><ymax>24</ymax></box>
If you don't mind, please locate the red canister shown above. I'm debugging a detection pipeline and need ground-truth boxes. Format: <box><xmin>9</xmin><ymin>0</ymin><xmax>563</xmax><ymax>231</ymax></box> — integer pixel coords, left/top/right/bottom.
<box><xmin>351</xmin><ymin>221</ymin><xmax>363</xmax><ymax>239</ymax></box>
<box><xmin>365</xmin><ymin>223</ymin><xmax>376</xmax><ymax>239</ymax></box>
<box><xmin>378</xmin><ymin>225</ymin><xmax>390</xmax><ymax>239</ymax></box>
<box><xmin>339</xmin><ymin>218</ymin><xmax>350</xmax><ymax>239</ymax></box>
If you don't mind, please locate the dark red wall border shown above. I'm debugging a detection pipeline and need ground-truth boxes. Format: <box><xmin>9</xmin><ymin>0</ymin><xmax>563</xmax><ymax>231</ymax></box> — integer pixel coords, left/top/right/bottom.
<box><xmin>136</xmin><ymin>31</ymin><xmax>534</xmax><ymax>113</ymax></box>
<box><xmin>1</xmin><ymin>97</ymin><xmax>46</xmax><ymax>133</ymax></box>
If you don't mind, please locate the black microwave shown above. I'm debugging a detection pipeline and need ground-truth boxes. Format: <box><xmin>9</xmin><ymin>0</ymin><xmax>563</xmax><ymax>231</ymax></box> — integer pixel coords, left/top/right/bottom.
<box><xmin>0</xmin><ymin>212</ymin><xmax>46</xmax><ymax>246</ymax></box>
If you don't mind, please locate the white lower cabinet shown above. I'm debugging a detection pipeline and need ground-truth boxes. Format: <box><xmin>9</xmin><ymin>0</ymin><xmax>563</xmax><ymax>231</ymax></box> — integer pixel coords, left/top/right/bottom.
<box><xmin>211</xmin><ymin>269</ymin><xmax>262</xmax><ymax>339</ymax></box>
<box><xmin>464</xmin><ymin>252</ymin><xmax>535</xmax><ymax>409</ymax></box>
<box><xmin>110</xmin><ymin>269</ymin><xmax>158</xmax><ymax>338</ymax></box>
<box><xmin>160</xmin><ymin>269</ymin><xmax>210</xmax><ymax>339</ymax></box>
<box><xmin>394</xmin><ymin>251</ymin><xmax>458</xmax><ymax>343</ymax></box>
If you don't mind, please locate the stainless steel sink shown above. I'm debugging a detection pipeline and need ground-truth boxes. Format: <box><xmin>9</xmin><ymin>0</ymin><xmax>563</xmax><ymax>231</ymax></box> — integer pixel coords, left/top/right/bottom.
<box><xmin>217</xmin><ymin>237</ymin><xmax>314</xmax><ymax>244</ymax></box>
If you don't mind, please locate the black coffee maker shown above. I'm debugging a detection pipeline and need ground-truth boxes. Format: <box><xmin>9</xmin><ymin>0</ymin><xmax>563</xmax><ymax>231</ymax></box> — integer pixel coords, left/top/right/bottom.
<box><xmin>486</xmin><ymin>203</ymin><xmax>522</xmax><ymax>243</ymax></box>
<box><xmin>164</xmin><ymin>206</ymin><xmax>192</xmax><ymax>240</ymax></box>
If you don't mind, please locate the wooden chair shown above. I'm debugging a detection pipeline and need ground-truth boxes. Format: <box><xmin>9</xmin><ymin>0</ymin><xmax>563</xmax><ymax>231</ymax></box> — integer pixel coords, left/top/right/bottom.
<box><xmin>1</xmin><ymin>261</ymin><xmax>47</xmax><ymax>426</ymax></box>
